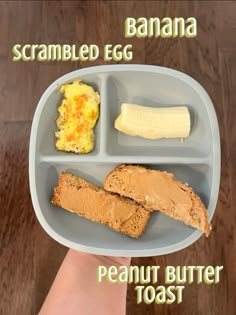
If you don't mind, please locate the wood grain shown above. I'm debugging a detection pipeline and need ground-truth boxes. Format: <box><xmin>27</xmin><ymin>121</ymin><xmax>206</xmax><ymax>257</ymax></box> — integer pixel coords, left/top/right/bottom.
<box><xmin>0</xmin><ymin>122</ymin><xmax>67</xmax><ymax>315</ymax></box>
<box><xmin>0</xmin><ymin>1</ymin><xmax>235</xmax><ymax>314</ymax></box>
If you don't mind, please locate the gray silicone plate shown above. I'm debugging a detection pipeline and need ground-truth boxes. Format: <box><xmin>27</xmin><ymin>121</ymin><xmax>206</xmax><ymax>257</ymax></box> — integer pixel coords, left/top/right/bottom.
<box><xmin>29</xmin><ymin>65</ymin><xmax>220</xmax><ymax>257</ymax></box>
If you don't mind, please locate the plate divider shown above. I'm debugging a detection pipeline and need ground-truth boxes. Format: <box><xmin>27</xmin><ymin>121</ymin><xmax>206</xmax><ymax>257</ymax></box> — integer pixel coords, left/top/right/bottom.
<box><xmin>98</xmin><ymin>73</ymin><xmax>110</xmax><ymax>156</ymax></box>
<box><xmin>39</xmin><ymin>155</ymin><xmax>210</xmax><ymax>165</ymax></box>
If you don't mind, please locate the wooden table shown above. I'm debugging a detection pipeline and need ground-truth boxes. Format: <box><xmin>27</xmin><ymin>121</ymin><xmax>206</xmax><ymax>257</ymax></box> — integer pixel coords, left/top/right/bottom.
<box><xmin>0</xmin><ymin>1</ymin><xmax>235</xmax><ymax>314</ymax></box>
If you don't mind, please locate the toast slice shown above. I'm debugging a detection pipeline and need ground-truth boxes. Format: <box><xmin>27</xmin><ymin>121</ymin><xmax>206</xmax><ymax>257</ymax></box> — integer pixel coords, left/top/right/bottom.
<box><xmin>104</xmin><ymin>165</ymin><xmax>211</xmax><ymax>236</ymax></box>
<box><xmin>52</xmin><ymin>172</ymin><xmax>151</xmax><ymax>238</ymax></box>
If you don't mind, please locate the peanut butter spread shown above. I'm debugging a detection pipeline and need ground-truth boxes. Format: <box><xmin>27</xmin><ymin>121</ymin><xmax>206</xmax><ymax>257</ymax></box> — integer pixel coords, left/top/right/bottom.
<box><xmin>59</xmin><ymin>186</ymin><xmax>138</xmax><ymax>228</ymax></box>
<box><xmin>109</xmin><ymin>167</ymin><xmax>192</xmax><ymax>215</ymax></box>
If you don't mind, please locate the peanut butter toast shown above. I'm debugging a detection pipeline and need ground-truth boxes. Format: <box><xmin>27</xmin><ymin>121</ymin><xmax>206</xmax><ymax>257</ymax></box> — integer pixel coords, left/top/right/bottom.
<box><xmin>52</xmin><ymin>172</ymin><xmax>151</xmax><ymax>238</ymax></box>
<box><xmin>104</xmin><ymin>165</ymin><xmax>211</xmax><ymax>236</ymax></box>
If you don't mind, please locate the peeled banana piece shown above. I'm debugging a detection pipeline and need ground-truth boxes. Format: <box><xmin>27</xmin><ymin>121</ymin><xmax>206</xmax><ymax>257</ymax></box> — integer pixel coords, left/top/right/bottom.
<box><xmin>115</xmin><ymin>103</ymin><xmax>191</xmax><ymax>140</ymax></box>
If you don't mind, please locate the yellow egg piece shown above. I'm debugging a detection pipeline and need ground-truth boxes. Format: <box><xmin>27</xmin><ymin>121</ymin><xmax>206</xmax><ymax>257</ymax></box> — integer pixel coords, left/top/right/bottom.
<box><xmin>55</xmin><ymin>80</ymin><xmax>100</xmax><ymax>154</ymax></box>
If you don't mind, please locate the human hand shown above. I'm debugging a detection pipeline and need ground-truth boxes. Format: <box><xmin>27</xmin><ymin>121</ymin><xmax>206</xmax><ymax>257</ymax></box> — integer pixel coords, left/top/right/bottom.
<box><xmin>39</xmin><ymin>249</ymin><xmax>131</xmax><ymax>315</ymax></box>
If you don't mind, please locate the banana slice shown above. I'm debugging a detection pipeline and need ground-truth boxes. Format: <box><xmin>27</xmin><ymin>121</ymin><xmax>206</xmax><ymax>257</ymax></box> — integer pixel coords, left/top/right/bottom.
<box><xmin>115</xmin><ymin>103</ymin><xmax>191</xmax><ymax>140</ymax></box>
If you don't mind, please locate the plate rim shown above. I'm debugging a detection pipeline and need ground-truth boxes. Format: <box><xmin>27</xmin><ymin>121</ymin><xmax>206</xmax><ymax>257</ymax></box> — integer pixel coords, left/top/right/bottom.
<box><xmin>29</xmin><ymin>64</ymin><xmax>221</xmax><ymax>256</ymax></box>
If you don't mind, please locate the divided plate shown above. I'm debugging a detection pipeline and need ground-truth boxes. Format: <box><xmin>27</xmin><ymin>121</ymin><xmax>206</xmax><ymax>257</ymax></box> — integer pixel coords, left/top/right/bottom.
<box><xmin>29</xmin><ymin>65</ymin><xmax>220</xmax><ymax>257</ymax></box>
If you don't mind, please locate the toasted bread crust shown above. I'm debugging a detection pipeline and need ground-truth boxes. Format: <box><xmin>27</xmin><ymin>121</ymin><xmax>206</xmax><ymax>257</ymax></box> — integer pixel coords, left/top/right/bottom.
<box><xmin>52</xmin><ymin>172</ymin><xmax>151</xmax><ymax>238</ymax></box>
<box><xmin>104</xmin><ymin>165</ymin><xmax>211</xmax><ymax>236</ymax></box>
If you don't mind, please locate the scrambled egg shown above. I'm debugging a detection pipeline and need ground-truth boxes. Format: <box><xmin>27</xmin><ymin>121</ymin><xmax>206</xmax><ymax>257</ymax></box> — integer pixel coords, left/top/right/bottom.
<box><xmin>55</xmin><ymin>80</ymin><xmax>100</xmax><ymax>154</ymax></box>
